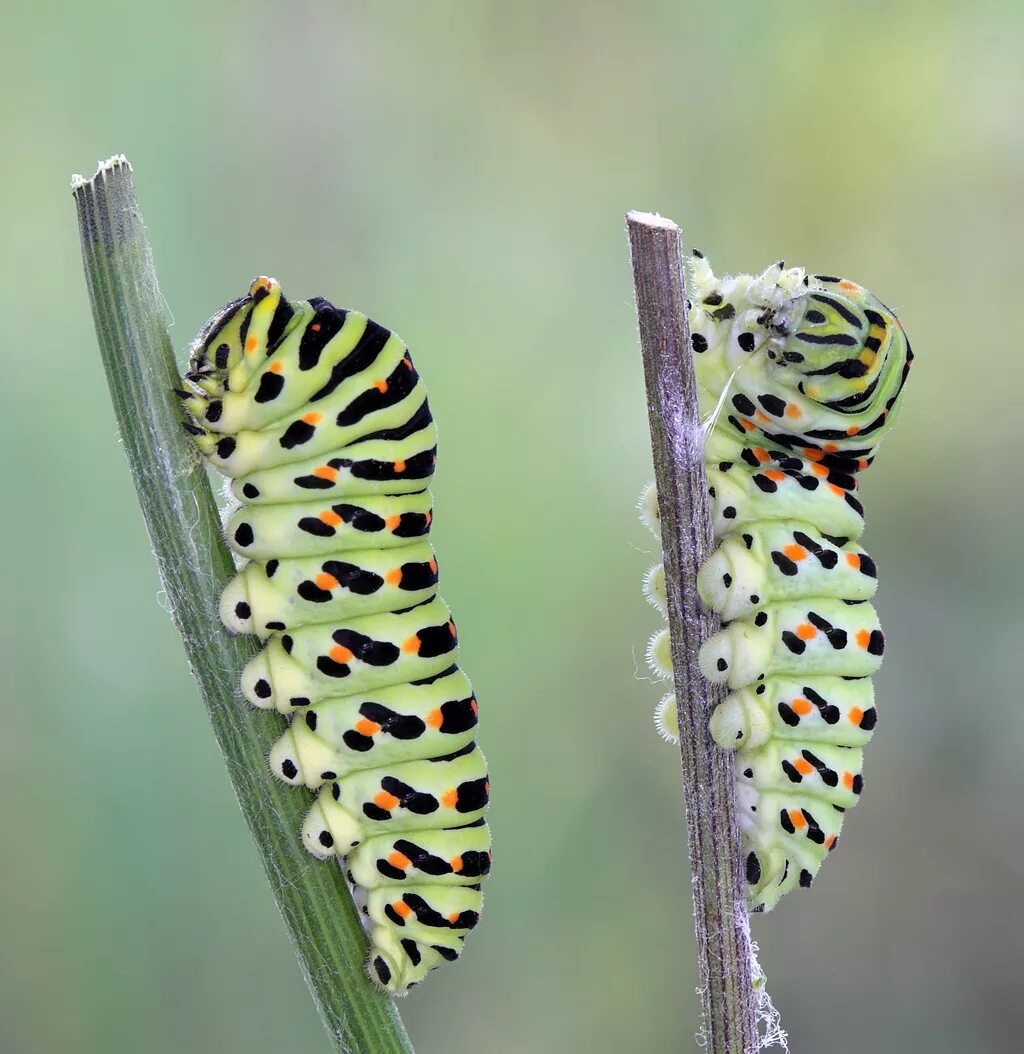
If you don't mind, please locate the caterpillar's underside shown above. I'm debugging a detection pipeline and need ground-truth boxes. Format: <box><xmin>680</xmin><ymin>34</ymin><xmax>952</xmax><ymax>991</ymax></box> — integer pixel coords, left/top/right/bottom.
<box><xmin>180</xmin><ymin>278</ymin><xmax>489</xmax><ymax>992</ymax></box>
<box><xmin>641</xmin><ymin>256</ymin><xmax>911</xmax><ymax>910</ymax></box>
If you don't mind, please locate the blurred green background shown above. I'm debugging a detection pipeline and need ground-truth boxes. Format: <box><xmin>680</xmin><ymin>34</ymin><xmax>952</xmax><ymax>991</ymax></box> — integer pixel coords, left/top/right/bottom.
<box><xmin>3</xmin><ymin>2</ymin><xmax>1022</xmax><ymax>1052</ymax></box>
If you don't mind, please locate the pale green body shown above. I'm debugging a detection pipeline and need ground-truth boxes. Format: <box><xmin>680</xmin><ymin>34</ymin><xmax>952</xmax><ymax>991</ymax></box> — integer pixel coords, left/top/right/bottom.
<box><xmin>182</xmin><ymin>278</ymin><xmax>490</xmax><ymax>992</ymax></box>
<box><xmin>643</xmin><ymin>257</ymin><xmax>911</xmax><ymax>909</ymax></box>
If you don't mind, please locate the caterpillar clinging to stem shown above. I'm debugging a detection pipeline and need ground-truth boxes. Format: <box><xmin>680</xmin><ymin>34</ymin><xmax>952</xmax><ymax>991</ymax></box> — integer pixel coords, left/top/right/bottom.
<box><xmin>641</xmin><ymin>254</ymin><xmax>911</xmax><ymax>910</ymax></box>
<box><xmin>180</xmin><ymin>277</ymin><xmax>490</xmax><ymax>993</ymax></box>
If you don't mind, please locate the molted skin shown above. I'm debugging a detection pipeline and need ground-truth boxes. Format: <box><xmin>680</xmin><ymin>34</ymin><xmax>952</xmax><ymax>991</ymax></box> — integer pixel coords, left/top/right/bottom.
<box><xmin>181</xmin><ymin>278</ymin><xmax>489</xmax><ymax>993</ymax></box>
<box><xmin>642</xmin><ymin>256</ymin><xmax>911</xmax><ymax>911</ymax></box>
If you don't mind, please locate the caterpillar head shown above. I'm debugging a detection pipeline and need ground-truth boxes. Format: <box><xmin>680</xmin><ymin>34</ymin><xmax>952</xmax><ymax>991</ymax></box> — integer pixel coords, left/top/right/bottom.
<box><xmin>186</xmin><ymin>276</ymin><xmax>295</xmax><ymax>390</ymax></box>
<box><xmin>765</xmin><ymin>276</ymin><xmax>908</xmax><ymax>416</ymax></box>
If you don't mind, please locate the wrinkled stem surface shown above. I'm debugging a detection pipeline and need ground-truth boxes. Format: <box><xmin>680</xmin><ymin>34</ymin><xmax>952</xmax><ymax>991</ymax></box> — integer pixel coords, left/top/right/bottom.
<box><xmin>73</xmin><ymin>155</ymin><xmax>414</xmax><ymax>1054</ymax></box>
<box><xmin>627</xmin><ymin>211</ymin><xmax>758</xmax><ymax>1054</ymax></box>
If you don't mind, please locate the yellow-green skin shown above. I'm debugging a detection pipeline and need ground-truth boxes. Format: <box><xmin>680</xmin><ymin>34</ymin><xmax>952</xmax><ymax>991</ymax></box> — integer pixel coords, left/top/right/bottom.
<box><xmin>181</xmin><ymin>278</ymin><xmax>489</xmax><ymax>992</ymax></box>
<box><xmin>642</xmin><ymin>256</ymin><xmax>912</xmax><ymax>910</ymax></box>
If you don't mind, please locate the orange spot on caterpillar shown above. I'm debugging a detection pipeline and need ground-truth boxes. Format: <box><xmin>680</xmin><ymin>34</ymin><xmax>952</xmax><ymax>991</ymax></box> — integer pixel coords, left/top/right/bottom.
<box><xmin>374</xmin><ymin>379</ymin><xmax>388</xmax><ymax>393</ymax></box>
<box><xmin>448</xmin><ymin>912</ymin><xmax>461</xmax><ymax>923</ymax></box>
<box><xmin>740</xmin><ymin>418</ymin><xmax>755</xmax><ymax>432</ymax></box>
<box><xmin>824</xmin><ymin>442</ymin><xmax>838</xmax><ymax>453</ymax></box>
<box><xmin>791</xmin><ymin>698</ymin><xmax>813</xmax><ymax>716</ymax></box>
<box><xmin>858</xmin><ymin>459</ymin><xmax>869</xmax><ymax>470</ymax></box>
<box><xmin>790</xmin><ymin>809</ymin><xmax>807</xmax><ymax>829</ymax></box>
<box><xmin>386</xmin><ymin>515</ymin><xmax>401</xmax><ymax>530</ymax></box>
<box><xmin>796</xmin><ymin>623</ymin><xmax>817</xmax><ymax>641</ymax></box>
<box><xmin>839</xmin><ymin>280</ymin><xmax>859</xmax><ymax>292</ymax></box>
<box><xmin>795</xmin><ymin>758</ymin><xmax>813</xmax><ymax>776</ymax></box>
<box><xmin>429</xmin><ymin>558</ymin><xmax>438</xmax><ymax>574</ymax></box>
<box><xmin>811</xmin><ymin>463</ymin><xmax>828</xmax><ymax>477</ymax></box>
<box><xmin>269</xmin><ymin>361</ymin><xmax>283</xmax><ymax>373</ymax></box>
<box><xmin>313</xmin><ymin>466</ymin><xmax>337</xmax><ymax>481</ymax></box>
<box><xmin>847</xmin><ymin>425</ymin><xmax>860</xmax><ymax>436</ymax></box>
<box><xmin>316</xmin><ymin>573</ymin><xmax>339</xmax><ymax>591</ymax></box>
<box><xmin>842</xmin><ymin>771</ymin><xmax>855</xmax><ymax>789</ymax></box>
<box><xmin>388</xmin><ymin>851</ymin><xmax>411</xmax><ymax>869</ymax></box>
<box><xmin>303</xmin><ymin>412</ymin><xmax>322</xmax><ymax>425</ymax></box>
<box><xmin>403</xmin><ymin>354</ymin><xmax>413</xmax><ymax>369</ymax></box>
<box><xmin>450</xmin><ymin>856</ymin><xmax>463</xmax><ymax>872</ymax></box>
<box><xmin>828</xmin><ymin>483</ymin><xmax>845</xmax><ymax>497</ymax></box>
<box><xmin>785</xmin><ymin>404</ymin><xmax>801</xmax><ymax>419</ymax></box>
<box><xmin>755</xmin><ymin>410</ymin><xmax>770</xmax><ymax>423</ymax></box>
<box><xmin>402</xmin><ymin>635</ymin><xmax>421</xmax><ymax>654</ymax></box>
<box><xmin>375</xmin><ymin>791</ymin><xmax>400</xmax><ymax>810</ymax></box>
<box><xmin>784</xmin><ymin>544</ymin><xmax>808</xmax><ymax>562</ymax></box>
<box><xmin>848</xmin><ymin>706</ymin><xmax>865</xmax><ymax>725</ymax></box>
<box><xmin>393</xmin><ymin>900</ymin><xmax>412</xmax><ymax>918</ymax></box>
<box><xmin>356</xmin><ymin>719</ymin><xmax>380</xmax><ymax>736</ymax></box>
<box><xmin>330</xmin><ymin>645</ymin><xmax>354</xmax><ymax>663</ymax></box>
<box><xmin>245</xmin><ymin>336</ymin><xmax>258</xmax><ymax>354</ymax></box>
<box><xmin>448</xmin><ymin>621</ymin><xmax>456</xmax><ymax>636</ymax></box>
<box><xmin>470</xmin><ymin>697</ymin><xmax>479</xmax><ymax>715</ymax></box>
<box><xmin>426</xmin><ymin>709</ymin><xmax>443</xmax><ymax>728</ymax></box>
<box><xmin>855</xmin><ymin>630</ymin><xmax>871</xmax><ymax>649</ymax></box>
<box><xmin>386</xmin><ymin>568</ymin><xmax>403</xmax><ymax>586</ymax></box>
<box><xmin>825</xmin><ymin>835</ymin><xmax>837</xmax><ymax>849</ymax></box>
<box><xmin>440</xmin><ymin>788</ymin><xmax>458</xmax><ymax>808</ymax></box>
<box><xmin>394</xmin><ymin>459</ymin><xmax>406</xmax><ymax>473</ymax></box>
<box><xmin>846</xmin><ymin>552</ymin><xmax>861</xmax><ymax>569</ymax></box>
<box><xmin>803</xmin><ymin>447</ymin><xmax>824</xmax><ymax>462</ymax></box>
<box><xmin>424</xmin><ymin>510</ymin><xmax>433</xmax><ymax>526</ymax></box>
<box><xmin>320</xmin><ymin>510</ymin><xmax>342</xmax><ymax>526</ymax></box>
<box><xmin>310</xmin><ymin>322</ymin><xmax>321</xmax><ymax>332</ymax></box>
<box><xmin>754</xmin><ymin>447</ymin><xmax>770</xmax><ymax>463</ymax></box>
<box><xmin>765</xmin><ymin>469</ymin><xmax>785</xmax><ymax>482</ymax></box>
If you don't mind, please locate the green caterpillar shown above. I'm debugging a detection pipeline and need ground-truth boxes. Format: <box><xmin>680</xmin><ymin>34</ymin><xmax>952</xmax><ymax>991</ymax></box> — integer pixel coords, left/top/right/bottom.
<box><xmin>641</xmin><ymin>255</ymin><xmax>911</xmax><ymax>911</ymax></box>
<box><xmin>180</xmin><ymin>277</ymin><xmax>490</xmax><ymax>993</ymax></box>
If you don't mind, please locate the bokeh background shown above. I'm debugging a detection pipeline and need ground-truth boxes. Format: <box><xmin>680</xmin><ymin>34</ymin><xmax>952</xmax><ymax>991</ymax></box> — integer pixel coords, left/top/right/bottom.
<box><xmin>3</xmin><ymin>3</ymin><xmax>1022</xmax><ymax>1052</ymax></box>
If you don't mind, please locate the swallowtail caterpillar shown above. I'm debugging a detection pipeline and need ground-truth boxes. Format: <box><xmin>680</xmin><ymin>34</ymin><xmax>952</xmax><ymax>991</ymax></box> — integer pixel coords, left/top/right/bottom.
<box><xmin>180</xmin><ymin>278</ymin><xmax>490</xmax><ymax>992</ymax></box>
<box><xmin>640</xmin><ymin>255</ymin><xmax>911</xmax><ymax>910</ymax></box>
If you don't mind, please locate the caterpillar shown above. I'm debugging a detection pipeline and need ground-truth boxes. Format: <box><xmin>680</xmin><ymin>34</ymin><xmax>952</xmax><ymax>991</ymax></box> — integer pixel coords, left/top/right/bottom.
<box><xmin>640</xmin><ymin>255</ymin><xmax>911</xmax><ymax>911</ymax></box>
<box><xmin>179</xmin><ymin>277</ymin><xmax>490</xmax><ymax>993</ymax></box>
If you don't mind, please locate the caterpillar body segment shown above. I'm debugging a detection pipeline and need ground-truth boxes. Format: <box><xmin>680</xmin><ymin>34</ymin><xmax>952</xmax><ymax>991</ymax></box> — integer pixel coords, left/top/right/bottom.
<box><xmin>239</xmin><ymin>597</ymin><xmax>462</xmax><ymax>712</ymax></box>
<box><xmin>301</xmin><ymin>746</ymin><xmax>489</xmax><ymax>854</ymax></box>
<box><xmin>225</xmin><ymin>420</ymin><xmax>439</xmax><ymax>505</ymax></box>
<box><xmin>220</xmin><ymin>540</ymin><xmax>440</xmax><ymax>637</ymax></box>
<box><xmin>708</xmin><ymin>675</ymin><xmax>877</xmax><ymax>751</ymax></box>
<box><xmin>641</xmin><ymin>257</ymin><xmax>910</xmax><ymax>912</ymax></box>
<box><xmin>699</xmin><ymin>596</ymin><xmax>885</xmax><ymax>690</ymax></box>
<box><xmin>182</xmin><ymin>277</ymin><xmax>489</xmax><ymax>993</ymax></box>
<box><xmin>269</xmin><ymin>665</ymin><xmax>478</xmax><ymax>789</ymax></box>
<box><xmin>696</xmin><ymin>520</ymin><xmax>876</xmax><ymax>621</ymax></box>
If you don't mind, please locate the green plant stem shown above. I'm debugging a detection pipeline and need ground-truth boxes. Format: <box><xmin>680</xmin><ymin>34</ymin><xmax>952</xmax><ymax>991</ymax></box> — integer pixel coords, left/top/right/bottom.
<box><xmin>73</xmin><ymin>155</ymin><xmax>414</xmax><ymax>1054</ymax></box>
<box><xmin>627</xmin><ymin>211</ymin><xmax>758</xmax><ymax>1054</ymax></box>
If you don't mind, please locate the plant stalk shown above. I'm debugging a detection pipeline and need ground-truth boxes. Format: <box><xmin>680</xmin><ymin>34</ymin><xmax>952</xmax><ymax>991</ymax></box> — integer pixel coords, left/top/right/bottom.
<box><xmin>627</xmin><ymin>211</ymin><xmax>758</xmax><ymax>1054</ymax></box>
<box><xmin>73</xmin><ymin>155</ymin><xmax>414</xmax><ymax>1054</ymax></box>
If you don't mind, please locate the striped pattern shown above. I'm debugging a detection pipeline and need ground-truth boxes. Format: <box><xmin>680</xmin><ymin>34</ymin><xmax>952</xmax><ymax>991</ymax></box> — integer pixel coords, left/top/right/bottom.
<box><xmin>643</xmin><ymin>256</ymin><xmax>911</xmax><ymax>911</ymax></box>
<box><xmin>181</xmin><ymin>277</ymin><xmax>490</xmax><ymax>993</ymax></box>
